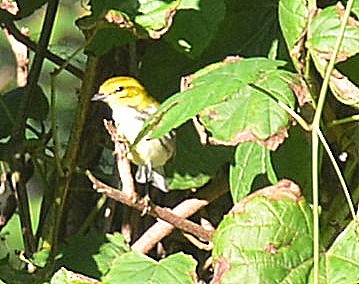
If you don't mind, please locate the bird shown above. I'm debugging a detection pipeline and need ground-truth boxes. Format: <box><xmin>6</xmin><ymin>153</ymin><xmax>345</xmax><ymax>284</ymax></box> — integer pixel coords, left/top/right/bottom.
<box><xmin>92</xmin><ymin>76</ymin><xmax>175</xmax><ymax>192</ymax></box>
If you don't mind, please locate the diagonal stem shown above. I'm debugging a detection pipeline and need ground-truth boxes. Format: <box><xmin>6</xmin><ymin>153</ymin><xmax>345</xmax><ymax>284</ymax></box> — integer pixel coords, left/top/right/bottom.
<box><xmin>310</xmin><ymin>1</ymin><xmax>355</xmax><ymax>283</ymax></box>
<box><xmin>11</xmin><ymin>0</ymin><xmax>60</xmax><ymax>256</ymax></box>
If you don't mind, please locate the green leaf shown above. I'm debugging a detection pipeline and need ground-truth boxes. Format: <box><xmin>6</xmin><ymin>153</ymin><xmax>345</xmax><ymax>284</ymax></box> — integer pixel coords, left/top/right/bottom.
<box><xmin>84</xmin><ymin>26</ymin><xmax>136</xmax><ymax>56</ymax></box>
<box><xmin>57</xmin><ymin>231</ymin><xmax>108</xmax><ymax>279</ymax></box>
<box><xmin>89</xmin><ymin>0</ymin><xmax>179</xmax><ymax>23</ymax></box>
<box><xmin>77</xmin><ymin>0</ymin><xmax>179</xmax><ymax>56</ymax></box>
<box><xmin>313</xmin><ymin>221</ymin><xmax>359</xmax><ymax>284</ymax></box>
<box><xmin>0</xmin><ymin>86</ymin><xmax>49</xmax><ymax>139</ymax></box>
<box><xmin>278</xmin><ymin>0</ymin><xmax>308</xmax><ymax>70</ymax></box>
<box><xmin>164</xmin><ymin>0</ymin><xmax>225</xmax><ymax>58</ymax></box>
<box><xmin>307</xmin><ymin>6</ymin><xmax>359</xmax><ymax>58</ymax></box>
<box><xmin>198</xmin><ymin>69</ymin><xmax>296</xmax><ymax>144</ymax></box>
<box><xmin>267</xmin><ymin>39</ymin><xmax>279</xmax><ymax>60</ymax></box>
<box><xmin>230</xmin><ymin>142</ymin><xmax>277</xmax><ymax>202</ymax></box>
<box><xmin>166</xmin><ymin>123</ymin><xmax>233</xmax><ymax>190</ymax></box>
<box><xmin>103</xmin><ymin>252</ymin><xmax>197</xmax><ymax>284</ymax></box>
<box><xmin>81</xmin><ymin>0</ymin><xmax>181</xmax><ymax>55</ymax></box>
<box><xmin>208</xmin><ymin>0</ymin><xmax>287</xmax><ymax>58</ymax></box>
<box><xmin>31</xmin><ymin>248</ymin><xmax>50</xmax><ymax>268</ymax></box>
<box><xmin>148</xmin><ymin>57</ymin><xmax>296</xmax><ymax>142</ymax></box>
<box><xmin>50</xmin><ymin>267</ymin><xmax>100</xmax><ymax>284</ymax></box>
<box><xmin>93</xmin><ymin>233</ymin><xmax>130</xmax><ymax>276</ymax></box>
<box><xmin>352</xmin><ymin>0</ymin><xmax>359</xmax><ymax>17</ymax></box>
<box><xmin>0</xmin><ymin>260</ymin><xmax>31</xmax><ymax>284</ymax></box>
<box><xmin>135</xmin><ymin>0</ymin><xmax>180</xmax><ymax>34</ymax></box>
<box><xmin>212</xmin><ymin>182</ymin><xmax>313</xmax><ymax>283</ymax></box>
<box><xmin>307</xmin><ymin>5</ymin><xmax>359</xmax><ymax>108</ymax></box>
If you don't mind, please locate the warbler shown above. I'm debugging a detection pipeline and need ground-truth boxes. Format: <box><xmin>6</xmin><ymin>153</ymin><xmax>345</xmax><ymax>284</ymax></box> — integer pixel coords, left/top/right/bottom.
<box><xmin>92</xmin><ymin>76</ymin><xmax>175</xmax><ymax>192</ymax></box>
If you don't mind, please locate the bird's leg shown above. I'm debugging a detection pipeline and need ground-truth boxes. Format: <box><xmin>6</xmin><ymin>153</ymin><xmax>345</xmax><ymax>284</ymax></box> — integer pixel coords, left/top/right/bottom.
<box><xmin>141</xmin><ymin>164</ymin><xmax>153</xmax><ymax>216</ymax></box>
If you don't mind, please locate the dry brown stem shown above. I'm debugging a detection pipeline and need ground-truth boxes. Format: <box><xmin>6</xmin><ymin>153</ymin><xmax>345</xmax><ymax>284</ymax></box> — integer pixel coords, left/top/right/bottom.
<box><xmin>86</xmin><ymin>170</ymin><xmax>225</xmax><ymax>252</ymax></box>
<box><xmin>131</xmin><ymin>170</ymin><xmax>228</xmax><ymax>253</ymax></box>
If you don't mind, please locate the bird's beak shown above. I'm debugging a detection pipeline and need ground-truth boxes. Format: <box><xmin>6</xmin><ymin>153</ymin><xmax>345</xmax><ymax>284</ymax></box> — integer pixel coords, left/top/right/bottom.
<box><xmin>91</xmin><ymin>93</ymin><xmax>106</xmax><ymax>101</ymax></box>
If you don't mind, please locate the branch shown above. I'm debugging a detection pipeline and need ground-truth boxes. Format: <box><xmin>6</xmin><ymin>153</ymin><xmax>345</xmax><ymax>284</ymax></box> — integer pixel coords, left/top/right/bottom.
<box><xmin>132</xmin><ymin>170</ymin><xmax>228</xmax><ymax>253</ymax></box>
<box><xmin>131</xmin><ymin>198</ymin><xmax>212</xmax><ymax>253</ymax></box>
<box><xmin>87</xmin><ymin>167</ymin><xmax>229</xmax><ymax>253</ymax></box>
<box><xmin>87</xmin><ymin>171</ymin><xmax>216</xmax><ymax>243</ymax></box>
<box><xmin>1</xmin><ymin>11</ymin><xmax>84</xmax><ymax>79</ymax></box>
<box><xmin>50</xmin><ymin>56</ymin><xmax>99</xmax><ymax>262</ymax></box>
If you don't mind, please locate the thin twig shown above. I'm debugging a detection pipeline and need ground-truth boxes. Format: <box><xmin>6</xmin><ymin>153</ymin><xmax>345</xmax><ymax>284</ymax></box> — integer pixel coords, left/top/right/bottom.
<box><xmin>331</xmin><ymin>114</ymin><xmax>359</xmax><ymax>125</ymax></box>
<box><xmin>50</xmin><ymin>73</ymin><xmax>65</xmax><ymax>177</ymax></box>
<box><xmin>317</xmin><ymin>128</ymin><xmax>356</xmax><ymax>220</ymax></box>
<box><xmin>310</xmin><ymin>1</ymin><xmax>355</xmax><ymax>282</ymax></box>
<box><xmin>77</xmin><ymin>195</ymin><xmax>107</xmax><ymax>235</ymax></box>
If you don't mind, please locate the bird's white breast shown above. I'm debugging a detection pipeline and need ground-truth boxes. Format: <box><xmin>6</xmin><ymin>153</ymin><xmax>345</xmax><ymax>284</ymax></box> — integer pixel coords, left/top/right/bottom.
<box><xmin>111</xmin><ymin>105</ymin><xmax>174</xmax><ymax>167</ymax></box>
<box><xmin>112</xmin><ymin>105</ymin><xmax>155</xmax><ymax>143</ymax></box>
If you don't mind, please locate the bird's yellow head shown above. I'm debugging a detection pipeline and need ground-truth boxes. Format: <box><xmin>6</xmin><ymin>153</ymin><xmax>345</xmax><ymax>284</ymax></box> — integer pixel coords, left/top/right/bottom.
<box><xmin>92</xmin><ymin>76</ymin><xmax>159</xmax><ymax>111</ymax></box>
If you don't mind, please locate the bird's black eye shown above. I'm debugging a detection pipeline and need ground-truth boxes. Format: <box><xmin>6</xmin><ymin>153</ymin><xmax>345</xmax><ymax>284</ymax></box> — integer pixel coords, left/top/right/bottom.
<box><xmin>117</xmin><ymin>86</ymin><xmax>124</xmax><ymax>92</ymax></box>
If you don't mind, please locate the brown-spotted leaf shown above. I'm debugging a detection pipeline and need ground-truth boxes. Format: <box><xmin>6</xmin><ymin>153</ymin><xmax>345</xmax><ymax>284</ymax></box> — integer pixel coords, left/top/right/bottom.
<box><xmin>135</xmin><ymin>0</ymin><xmax>180</xmax><ymax>39</ymax></box>
<box><xmin>149</xmin><ymin>58</ymin><xmax>293</xmax><ymax>140</ymax></box>
<box><xmin>212</xmin><ymin>180</ymin><xmax>313</xmax><ymax>283</ymax></box>
<box><xmin>197</xmin><ymin>69</ymin><xmax>299</xmax><ymax>148</ymax></box>
<box><xmin>307</xmin><ymin>3</ymin><xmax>359</xmax><ymax>108</ymax></box>
<box><xmin>77</xmin><ymin>1</ymin><xmax>181</xmax><ymax>56</ymax></box>
<box><xmin>278</xmin><ymin>0</ymin><xmax>309</xmax><ymax>73</ymax></box>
